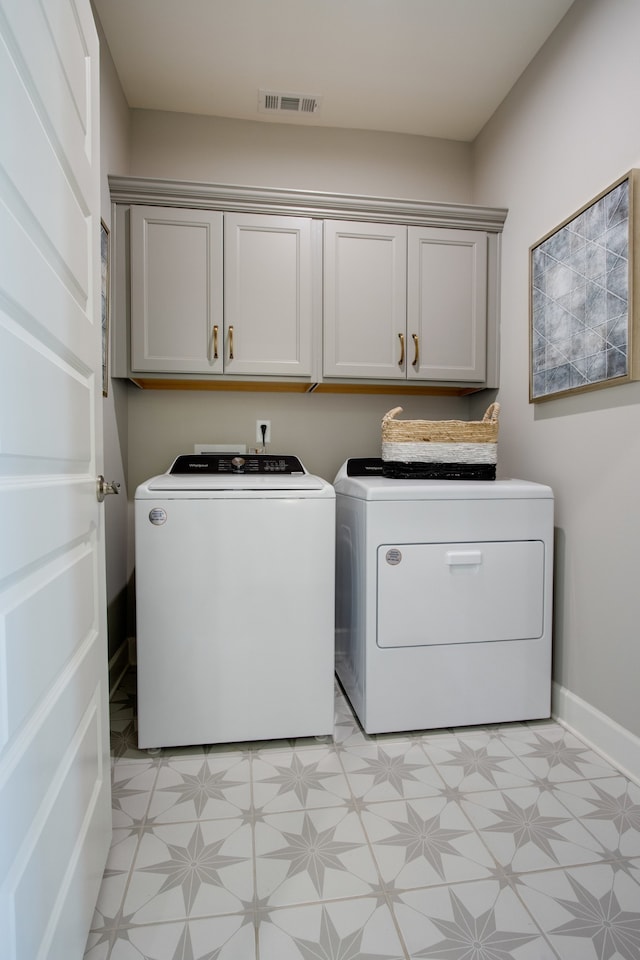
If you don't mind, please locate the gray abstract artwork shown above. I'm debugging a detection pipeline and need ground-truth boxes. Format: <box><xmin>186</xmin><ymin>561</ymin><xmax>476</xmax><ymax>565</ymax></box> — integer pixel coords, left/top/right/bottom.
<box><xmin>530</xmin><ymin>175</ymin><xmax>630</xmax><ymax>400</ymax></box>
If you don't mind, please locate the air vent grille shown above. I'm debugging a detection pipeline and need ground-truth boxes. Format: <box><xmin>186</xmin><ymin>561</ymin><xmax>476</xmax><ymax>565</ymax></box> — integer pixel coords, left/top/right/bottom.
<box><xmin>259</xmin><ymin>90</ymin><xmax>322</xmax><ymax>116</ymax></box>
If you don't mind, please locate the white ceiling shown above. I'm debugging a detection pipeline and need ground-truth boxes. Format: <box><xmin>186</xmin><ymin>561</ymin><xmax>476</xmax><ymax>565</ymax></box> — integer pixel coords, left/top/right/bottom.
<box><xmin>93</xmin><ymin>0</ymin><xmax>575</xmax><ymax>142</ymax></box>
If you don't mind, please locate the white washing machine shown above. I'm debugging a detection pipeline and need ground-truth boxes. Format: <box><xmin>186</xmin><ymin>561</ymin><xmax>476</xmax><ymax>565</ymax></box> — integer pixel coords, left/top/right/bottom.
<box><xmin>135</xmin><ymin>453</ymin><xmax>335</xmax><ymax>748</ymax></box>
<box><xmin>334</xmin><ymin>459</ymin><xmax>554</xmax><ymax>733</ymax></box>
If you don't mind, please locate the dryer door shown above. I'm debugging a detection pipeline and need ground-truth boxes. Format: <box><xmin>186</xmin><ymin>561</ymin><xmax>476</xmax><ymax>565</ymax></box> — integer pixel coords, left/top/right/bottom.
<box><xmin>377</xmin><ymin>540</ymin><xmax>545</xmax><ymax>647</ymax></box>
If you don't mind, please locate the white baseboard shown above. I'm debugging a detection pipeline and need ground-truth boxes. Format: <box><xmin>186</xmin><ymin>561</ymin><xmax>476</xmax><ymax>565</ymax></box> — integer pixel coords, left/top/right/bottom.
<box><xmin>552</xmin><ymin>681</ymin><xmax>640</xmax><ymax>786</ymax></box>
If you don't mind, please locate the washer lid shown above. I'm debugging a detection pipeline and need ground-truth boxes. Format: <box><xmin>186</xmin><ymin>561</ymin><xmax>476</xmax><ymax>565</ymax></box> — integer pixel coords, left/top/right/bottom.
<box><xmin>333</xmin><ymin>460</ymin><xmax>553</xmax><ymax>500</ymax></box>
<box><xmin>145</xmin><ymin>472</ymin><xmax>327</xmax><ymax>492</ymax></box>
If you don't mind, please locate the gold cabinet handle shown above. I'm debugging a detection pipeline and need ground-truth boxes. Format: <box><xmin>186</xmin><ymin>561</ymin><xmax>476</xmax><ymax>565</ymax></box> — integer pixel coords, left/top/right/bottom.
<box><xmin>412</xmin><ymin>333</ymin><xmax>420</xmax><ymax>367</ymax></box>
<box><xmin>229</xmin><ymin>324</ymin><xmax>234</xmax><ymax>360</ymax></box>
<box><xmin>210</xmin><ymin>324</ymin><xmax>219</xmax><ymax>360</ymax></box>
<box><xmin>398</xmin><ymin>332</ymin><xmax>405</xmax><ymax>366</ymax></box>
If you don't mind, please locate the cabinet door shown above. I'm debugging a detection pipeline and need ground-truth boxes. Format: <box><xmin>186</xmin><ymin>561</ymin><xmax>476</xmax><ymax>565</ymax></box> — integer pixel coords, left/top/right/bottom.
<box><xmin>323</xmin><ymin>221</ymin><xmax>407</xmax><ymax>379</ymax></box>
<box><xmin>224</xmin><ymin>213</ymin><xmax>313</xmax><ymax>377</ymax></box>
<box><xmin>130</xmin><ymin>206</ymin><xmax>223</xmax><ymax>373</ymax></box>
<box><xmin>408</xmin><ymin>227</ymin><xmax>487</xmax><ymax>381</ymax></box>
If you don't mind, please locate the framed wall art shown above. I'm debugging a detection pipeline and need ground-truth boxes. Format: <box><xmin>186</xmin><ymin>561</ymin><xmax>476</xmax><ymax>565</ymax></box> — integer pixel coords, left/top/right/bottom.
<box><xmin>101</xmin><ymin>218</ymin><xmax>110</xmax><ymax>397</ymax></box>
<box><xmin>529</xmin><ymin>169</ymin><xmax>640</xmax><ymax>402</ymax></box>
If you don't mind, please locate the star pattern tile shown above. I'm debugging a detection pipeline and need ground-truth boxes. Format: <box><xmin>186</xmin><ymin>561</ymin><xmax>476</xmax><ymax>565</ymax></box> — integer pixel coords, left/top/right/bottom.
<box><xmin>85</xmin><ymin>668</ymin><xmax>640</xmax><ymax>959</ymax></box>
<box><xmin>412</xmin><ymin>887</ymin><xmax>539</xmax><ymax>959</ymax></box>
<box><xmin>149</xmin><ymin>756</ymin><xmax>251</xmax><ymax>822</ymax></box>
<box><xmin>340</xmin><ymin>741</ymin><xmax>444</xmax><ymax>801</ymax></box>
<box><xmin>255</xmin><ymin>807</ymin><xmax>379</xmax><ymax>906</ymax></box>
<box><xmin>476</xmin><ymin>792</ymin><xmax>572</xmax><ymax>861</ymax></box>
<box><xmin>518</xmin><ymin>864</ymin><xmax>640</xmax><ymax>960</ymax></box>
<box><xmin>462</xmin><ymin>786</ymin><xmax>607</xmax><ymax>872</ymax></box>
<box><xmin>263</xmin><ymin>812</ymin><xmax>364</xmax><ymax>893</ymax></box>
<box><xmin>364</xmin><ymin>796</ymin><xmax>495</xmax><ymax>889</ymax></box>
<box><xmin>376</xmin><ymin>805</ymin><xmax>472</xmax><ymax>879</ymax></box>
<box><xmin>397</xmin><ymin>880</ymin><xmax>550</xmax><ymax>959</ymax></box>
<box><xmin>252</xmin><ymin>748</ymin><xmax>351</xmax><ymax>811</ymax></box>
<box><xmin>138</xmin><ymin>822</ymin><xmax>250</xmax><ymax>913</ymax></box>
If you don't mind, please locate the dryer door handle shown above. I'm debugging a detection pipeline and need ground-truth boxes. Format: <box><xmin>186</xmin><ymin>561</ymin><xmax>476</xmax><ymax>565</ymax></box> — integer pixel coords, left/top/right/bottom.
<box><xmin>446</xmin><ymin>550</ymin><xmax>483</xmax><ymax>566</ymax></box>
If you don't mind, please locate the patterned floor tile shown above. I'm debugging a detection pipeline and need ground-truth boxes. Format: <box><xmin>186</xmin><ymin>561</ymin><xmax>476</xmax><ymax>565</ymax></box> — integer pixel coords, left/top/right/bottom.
<box><xmin>424</xmin><ymin>732</ymin><xmax>538</xmax><ymax>793</ymax></box>
<box><xmin>339</xmin><ymin>741</ymin><xmax>444</xmax><ymax>802</ymax></box>
<box><xmin>123</xmin><ymin>819</ymin><xmax>254</xmax><ymax>922</ymax></box>
<box><xmin>111</xmin><ymin>716</ymin><xmax>151</xmax><ymax>761</ymax></box>
<box><xmin>395</xmin><ymin>879</ymin><xmax>555</xmax><ymax>959</ymax></box>
<box><xmin>112</xmin><ymin>760</ymin><xmax>159</xmax><ymax>829</ymax></box>
<box><xmin>361</xmin><ymin>796</ymin><xmax>497</xmax><ymax>889</ymax></box>
<box><xmin>252</xmin><ymin>746</ymin><xmax>352</xmax><ymax>812</ymax></box>
<box><xmin>254</xmin><ymin>806</ymin><xmax>380</xmax><ymax>907</ymax></box>
<box><xmin>83</xmin><ymin>938</ymin><xmax>109</xmax><ymax>960</ymax></box>
<box><xmin>551</xmin><ymin>776</ymin><xmax>640</xmax><ymax>860</ymax></box>
<box><xmin>146</xmin><ymin>755</ymin><xmax>252</xmax><ymax>823</ymax></box>
<box><xmin>94</xmin><ymin>915</ymin><xmax>255</xmax><ymax>959</ymax></box>
<box><xmin>259</xmin><ymin>898</ymin><xmax>406</xmax><ymax>959</ymax></box>
<box><xmin>88</xmin><ymin>830</ymin><xmax>141</xmax><ymax>939</ymax></box>
<box><xmin>90</xmin><ymin>668</ymin><xmax>640</xmax><ymax>960</ymax></box>
<box><xmin>517</xmin><ymin>862</ymin><xmax>640</xmax><ymax>959</ymax></box>
<box><xmin>500</xmin><ymin>725</ymin><xmax>620</xmax><ymax>783</ymax></box>
<box><xmin>461</xmin><ymin>785</ymin><xmax>607</xmax><ymax>873</ymax></box>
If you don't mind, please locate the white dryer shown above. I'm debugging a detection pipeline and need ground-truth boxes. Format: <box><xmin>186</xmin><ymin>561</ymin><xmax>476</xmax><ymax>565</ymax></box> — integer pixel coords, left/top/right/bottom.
<box><xmin>334</xmin><ymin>459</ymin><xmax>554</xmax><ymax>733</ymax></box>
<box><xmin>135</xmin><ymin>454</ymin><xmax>335</xmax><ymax>748</ymax></box>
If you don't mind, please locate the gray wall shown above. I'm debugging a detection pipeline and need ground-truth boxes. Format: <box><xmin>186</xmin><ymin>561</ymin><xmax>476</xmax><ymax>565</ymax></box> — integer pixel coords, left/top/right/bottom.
<box><xmin>472</xmin><ymin>0</ymin><xmax>640</xmax><ymax>739</ymax></box>
<box><xmin>129</xmin><ymin>109</ymin><xmax>473</xmax><ymax>201</ymax></box>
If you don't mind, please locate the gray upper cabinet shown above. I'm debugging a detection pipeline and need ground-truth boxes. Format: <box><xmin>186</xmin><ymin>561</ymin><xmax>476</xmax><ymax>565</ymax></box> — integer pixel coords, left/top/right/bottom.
<box><xmin>111</xmin><ymin>177</ymin><xmax>506</xmax><ymax>391</ymax></box>
<box><xmin>323</xmin><ymin>221</ymin><xmax>408</xmax><ymax>380</ymax></box>
<box><xmin>408</xmin><ymin>226</ymin><xmax>487</xmax><ymax>382</ymax></box>
<box><xmin>223</xmin><ymin>213</ymin><xmax>313</xmax><ymax>377</ymax></box>
<box><xmin>323</xmin><ymin>220</ymin><xmax>487</xmax><ymax>382</ymax></box>
<box><xmin>130</xmin><ymin>206</ymin><xmax>313</xmax><ymax>378</ymax></box>
<box><xmin>131</xmin><ymin>206</ymin><xmax>224</xmax><ymax>374</ymax></box>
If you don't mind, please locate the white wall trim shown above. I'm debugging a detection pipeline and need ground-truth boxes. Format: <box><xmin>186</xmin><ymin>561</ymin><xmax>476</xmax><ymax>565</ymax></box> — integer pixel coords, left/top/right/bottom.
<box><xmin>552</xmin><ymin>682</ymin><xmax>640</xmax><ymax>786</ymax></box>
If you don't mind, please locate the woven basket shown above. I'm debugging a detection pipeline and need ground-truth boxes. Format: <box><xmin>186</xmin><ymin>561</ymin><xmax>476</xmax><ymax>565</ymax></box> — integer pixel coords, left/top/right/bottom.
<box><xmin>381</xmin><ymin>403</ymin><xmax>500</xmax><ymax>479</ymax></box>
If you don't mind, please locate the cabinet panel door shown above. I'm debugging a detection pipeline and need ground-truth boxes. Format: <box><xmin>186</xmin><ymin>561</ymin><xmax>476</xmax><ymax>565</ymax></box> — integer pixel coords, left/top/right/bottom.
<box><xmin>131</xmin><ymin>206</ymin><xmax>223</xmax><ymax>373</ymax></box>
<box><xmin>224</xmin><ymin>213</ymin><xmax>313</xmax><ymax>376</ymax></box>
<box><xmin>408</xmin><ymin>227</ymin><xmax>487</xmax><ymax>381</ymax></box>
<box><xmin>323</xmin><ymin>221</ymin><xmax>407</xmax><ymax>379</ymax></box>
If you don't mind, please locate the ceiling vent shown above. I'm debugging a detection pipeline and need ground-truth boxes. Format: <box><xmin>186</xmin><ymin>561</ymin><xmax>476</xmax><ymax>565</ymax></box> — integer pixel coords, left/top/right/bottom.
<box><xmin>258</xmin><ymin>89</ymin><xmax>322</xmax><ymax>116</ymax></box>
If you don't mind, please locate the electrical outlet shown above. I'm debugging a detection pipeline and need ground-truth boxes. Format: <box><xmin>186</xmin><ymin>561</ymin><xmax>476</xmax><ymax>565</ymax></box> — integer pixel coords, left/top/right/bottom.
<box><xmin>256</xmin><ymin>419</ymin><xmax>271</xmax><ymax>444</ymax></box>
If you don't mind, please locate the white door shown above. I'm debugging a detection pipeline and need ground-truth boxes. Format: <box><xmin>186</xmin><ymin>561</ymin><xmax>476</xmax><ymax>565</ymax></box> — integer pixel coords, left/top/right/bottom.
<box><xmin>0</xmin><ymin>2</ymin><xmax>111</xmax><ymax>959</ymax></box>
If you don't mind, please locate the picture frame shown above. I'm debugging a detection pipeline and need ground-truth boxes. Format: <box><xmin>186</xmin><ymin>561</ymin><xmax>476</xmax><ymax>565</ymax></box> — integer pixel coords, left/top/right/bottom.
<box><xmin>101</xmin><ymin>218</ymin><xmax>110</xmax><ymax>397</ymax></box>
<box><xmin>529</xmin><ymin>169</ymin><xmax>640</xmax><ymax>402</ymax></box>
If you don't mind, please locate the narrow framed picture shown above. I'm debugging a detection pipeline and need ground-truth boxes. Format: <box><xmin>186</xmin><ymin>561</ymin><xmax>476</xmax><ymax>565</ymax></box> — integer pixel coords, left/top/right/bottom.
<box><xmin>530</xmin><ymin>169</ymin><xmax>640</xmax><ymax>402</ymax></box>
<box><xmin>101</xmin><ymin>218</ymin><xmax>110</xmax><ymax>397</ymax></box>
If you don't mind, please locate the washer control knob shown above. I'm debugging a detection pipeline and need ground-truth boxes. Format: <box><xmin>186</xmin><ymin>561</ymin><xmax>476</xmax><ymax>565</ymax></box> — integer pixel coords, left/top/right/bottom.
<box><xmin>231</xmin><ymin>456</ymin><xmax>246</xmax><ymax>472</ymax></box>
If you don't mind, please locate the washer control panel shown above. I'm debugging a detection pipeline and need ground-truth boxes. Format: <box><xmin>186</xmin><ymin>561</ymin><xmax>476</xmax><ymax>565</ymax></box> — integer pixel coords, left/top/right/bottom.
<box><xmin>169</xmin><ymin>454</ymin><xmax>306</xmax><ymax>475</ymax></box>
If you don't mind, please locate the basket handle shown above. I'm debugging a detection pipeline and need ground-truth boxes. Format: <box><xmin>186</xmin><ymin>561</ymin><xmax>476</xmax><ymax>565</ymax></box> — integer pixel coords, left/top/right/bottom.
<box><xmin>483</xmin><ymin>402</ymin><xmax>500</xmax><ymax>423</ymax></box>
<box><xmin>382</xmin><ymin>406</ymin><xmax>403</xmax><ymax>423</ymax></box>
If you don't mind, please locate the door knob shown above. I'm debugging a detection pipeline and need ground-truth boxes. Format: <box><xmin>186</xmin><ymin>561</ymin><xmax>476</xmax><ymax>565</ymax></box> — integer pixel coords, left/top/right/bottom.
<box><xmin>96</xmin><ymin>475</ymin><xmax>120</xmax><ymax>502</ymax></box>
